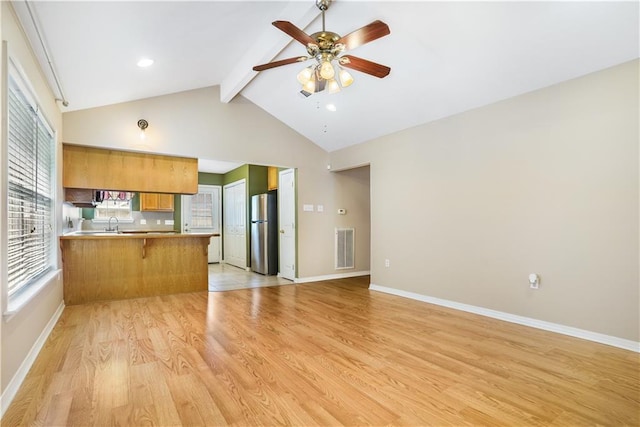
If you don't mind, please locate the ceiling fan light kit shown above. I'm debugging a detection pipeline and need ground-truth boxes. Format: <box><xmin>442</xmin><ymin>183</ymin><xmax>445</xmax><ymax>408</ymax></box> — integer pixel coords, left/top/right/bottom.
<box><xmin>253</xmin><ymin>0</ymin><xmax>391</xmax><ymax>97</ymax></box>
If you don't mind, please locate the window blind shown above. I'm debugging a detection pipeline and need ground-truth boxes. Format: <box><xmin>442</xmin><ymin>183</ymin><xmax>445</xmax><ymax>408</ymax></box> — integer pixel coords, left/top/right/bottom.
<box><xmin>7</xmin><ymin>73</ymin><xmax>54</xmax><ymax>297</ymax></box>
<box><xmin>190</xmin><ymin>192</ymin><xmax>214</xmax><ymax>228</ymax></box>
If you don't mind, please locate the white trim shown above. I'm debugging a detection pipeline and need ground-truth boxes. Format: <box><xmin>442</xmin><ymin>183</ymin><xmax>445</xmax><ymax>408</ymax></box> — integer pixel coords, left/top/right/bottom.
<box><xmin>1</xmin><ymin>41</ymin><xmax>9</xmax><ymax>315</ymax></box>
<box><xmin>295</xmin><ymin>270</ymin><xmax>370</xmax><ymax>284</ymax></box>
<box><xmin>0</xmin><ymin>301</ymin><xmax>65</xmax><ymax>417</ymax></box>
<box><xmin>369</xmin><ymin>284</ymin><xmax>640</xmax><ymax>353</ymax></box>
<box><xmin>4</xmin><ymin>269</ymin><xmax>61</xmax><ymax>320</ymax></box>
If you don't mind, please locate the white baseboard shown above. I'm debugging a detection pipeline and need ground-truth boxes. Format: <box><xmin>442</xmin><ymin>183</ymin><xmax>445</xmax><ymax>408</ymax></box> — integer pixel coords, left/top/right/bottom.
<box><xmin>369</xmin><ymin>284</ymin><xmax>639</xmax><ymax>353</ymax></box>
<box><xmin>295</xmin><ymin>270</ymin><xmax>370</xmax><ymax>284</ymax></box>
<box><xmin>1</xmin><ymin>302</ymin><xmax>65</xmax><ymax>417</ymax></box>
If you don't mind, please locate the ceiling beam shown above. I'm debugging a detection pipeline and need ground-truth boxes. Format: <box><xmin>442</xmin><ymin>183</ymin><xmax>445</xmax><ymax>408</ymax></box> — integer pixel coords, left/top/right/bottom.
<box><xmin>219</xmin><ymin>2</ymin><xmax>320</xmax><ymax>103</ymax></box>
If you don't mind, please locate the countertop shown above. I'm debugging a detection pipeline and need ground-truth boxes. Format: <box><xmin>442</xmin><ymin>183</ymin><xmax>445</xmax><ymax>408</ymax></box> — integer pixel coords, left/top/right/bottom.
<box><xmin>60</xmin><ymin>231</ymin><xmax>219</xmax><ymax>240</ymax></box>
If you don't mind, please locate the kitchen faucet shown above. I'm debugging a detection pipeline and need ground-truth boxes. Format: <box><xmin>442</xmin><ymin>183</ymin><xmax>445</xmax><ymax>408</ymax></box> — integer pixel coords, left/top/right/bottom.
<box><xmin>106</xmin><ymin>216</ymin><xmax>119</xmax><ymax>232</ymax></box>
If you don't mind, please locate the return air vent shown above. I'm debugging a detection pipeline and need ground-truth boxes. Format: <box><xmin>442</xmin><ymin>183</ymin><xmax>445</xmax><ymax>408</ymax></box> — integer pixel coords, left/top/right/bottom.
<box><xmin>335</xmin><ymin>228</ymin><xmax>355</xmax><ymax>269</ymax></box>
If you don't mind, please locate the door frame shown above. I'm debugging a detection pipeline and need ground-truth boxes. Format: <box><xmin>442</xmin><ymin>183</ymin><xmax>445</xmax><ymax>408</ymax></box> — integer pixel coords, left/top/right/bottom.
<box><xmin>278</xmin><ymin>168</ymin><xmax>296</xmax><ymax>280</ymax></box>
<box><xmin>180</xmin><ymin>184</ymin><xmax>222</xmax><ymax>263</ymax></box>
<box><xmin>223</xmin><ymin>179</ymin><xmax>247</xmax><ymax>269</ymax></box>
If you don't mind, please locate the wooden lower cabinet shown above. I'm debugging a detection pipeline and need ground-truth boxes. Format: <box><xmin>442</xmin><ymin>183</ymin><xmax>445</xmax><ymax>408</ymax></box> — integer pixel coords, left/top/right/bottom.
<box><xmin>140</xmin><ymin>193</ymin><xmax>174</xmax><ymax>211</ymax></box>
<box><xmin>60</xmin><ymin>235</ymin><xmax>210</xmax><ymax>305</ymax></box>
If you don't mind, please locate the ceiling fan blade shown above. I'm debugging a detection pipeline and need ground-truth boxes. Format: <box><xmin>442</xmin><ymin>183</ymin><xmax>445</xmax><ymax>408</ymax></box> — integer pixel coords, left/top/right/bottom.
<box><xmin>253</xmin><ymin>56</ymin><xmax>310</xmax><ymax>72</ymax></box>
<box><xmin>272</xmin><ymin>21</ymin><xmax>317</xmax><ymax>47</ymax></box>
<box><xmin>339</xmin><ymin>55</ymin><xmax>390</xmax><ymax>78</ymax></box>
<box><xmin>336</xmin><ymin>20</ymin><xmax>390</xmax><ymax>51</ymax></box>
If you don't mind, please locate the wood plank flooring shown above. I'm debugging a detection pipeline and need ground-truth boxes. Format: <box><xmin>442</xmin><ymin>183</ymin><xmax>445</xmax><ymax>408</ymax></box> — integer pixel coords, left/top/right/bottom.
<box><xmin>3</xmin><ymin>276</ymin><xmax>639</xmax><ymax>426</ymax></box>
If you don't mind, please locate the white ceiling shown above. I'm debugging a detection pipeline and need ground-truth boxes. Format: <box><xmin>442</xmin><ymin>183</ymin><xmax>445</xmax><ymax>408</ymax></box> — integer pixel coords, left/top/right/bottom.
<box><xmin>13</xmin><ymin>1</ymin><xmax>639</xmax><ymax>157</ymax></box>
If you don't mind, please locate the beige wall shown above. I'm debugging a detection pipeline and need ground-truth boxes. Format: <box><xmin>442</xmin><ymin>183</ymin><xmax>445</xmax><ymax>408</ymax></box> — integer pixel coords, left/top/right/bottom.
<box><xmin>1</xmin><ymin>2</ymin><xmax>64</xmax><ymax>394</ymax></box>
<box><xmin>330</xmin><ymin>60</ymin><xmax>639</xmax><ymax>342</ymax></box>
<box><xmin>332</xmin><ymin>166</ymin><xmax>371</xmax><ymax>272</ymax></box>
<box><xmin>62</xmin><ymin>86</ymin><xmax>362</xmax><ymax>279</ymax></box>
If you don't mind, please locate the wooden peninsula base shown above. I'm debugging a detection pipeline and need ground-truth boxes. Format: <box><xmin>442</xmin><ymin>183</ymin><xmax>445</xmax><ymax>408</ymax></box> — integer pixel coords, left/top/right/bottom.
<box><xmin>60</xmin><ymin>233</ymin><xmax>214</xmax><ymax>305</ymax></box>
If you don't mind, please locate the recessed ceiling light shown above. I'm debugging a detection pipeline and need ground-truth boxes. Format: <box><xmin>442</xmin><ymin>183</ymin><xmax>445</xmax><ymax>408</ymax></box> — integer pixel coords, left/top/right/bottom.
<box><xmin>326</xmin><ymin>104</ymin><xmax>336</xmax><ymax>112</ymax></box>
<box><xmin>137</xmin><ymin>58</ymin><xmax>154</xmax><ymax>68</ymax></box>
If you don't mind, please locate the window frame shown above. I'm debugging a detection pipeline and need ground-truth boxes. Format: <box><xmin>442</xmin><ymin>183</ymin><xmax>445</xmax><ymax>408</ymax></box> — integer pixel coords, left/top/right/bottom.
<box><xmin>2</xmin><ymin>51</ymin><xmax>58</xmax><ymax>315</ymax></box>
<box><xmin>92</xmin><ymin>194</ymin><xmax>134</xmax><ymax>223</ymax></box>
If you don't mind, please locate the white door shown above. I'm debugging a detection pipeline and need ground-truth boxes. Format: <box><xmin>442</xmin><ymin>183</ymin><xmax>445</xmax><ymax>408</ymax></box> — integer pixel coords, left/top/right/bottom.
<box><xmin>181</xmin><ymin>185</ymin><xmax>221</xmax><ymax>263</ymax></box>
<box><xmin>223</xmin><ymin>179</ymin><xmax>247</xmax><ymax>269</ymax></box>
<box><xmin>278</xmin><ymin>169</ymin><xmax>296</xmax><ymax>280</ymax></box>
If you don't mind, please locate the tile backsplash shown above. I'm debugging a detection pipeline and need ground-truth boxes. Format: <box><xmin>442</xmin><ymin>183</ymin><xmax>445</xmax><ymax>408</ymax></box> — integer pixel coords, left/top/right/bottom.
<box><xmin>80</xmin><ymin>211</ymin><xmax>176</xmax><ymax>232</ymax></box>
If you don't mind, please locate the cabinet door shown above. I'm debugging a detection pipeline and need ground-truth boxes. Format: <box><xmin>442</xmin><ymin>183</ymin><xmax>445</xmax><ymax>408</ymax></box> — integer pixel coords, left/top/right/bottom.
<box><xmin>140</xmin><ymin>193</ymin><xmax>158</xmax><ymax>211</ymax></box>
<box><xmin>141</xmin><ymin>193</ymin><xmax>174</xmax><ymax>212</ymax></box>
<box><xmin>63</xmin><ymin>144</ymin><xmax>198</xmax><ymax>193</ymax></box>
<box><xmin>158</xmin><ymin>194</ymin><xmax>174</xmax><ymax>211</ymax></box>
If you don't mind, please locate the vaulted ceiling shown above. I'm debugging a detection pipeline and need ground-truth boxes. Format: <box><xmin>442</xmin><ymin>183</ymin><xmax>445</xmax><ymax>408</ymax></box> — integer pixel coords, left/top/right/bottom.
<box><xmin>13</xmin><ymin>1</ymin><xmax>639</xmax><ymax>154</ymax></box>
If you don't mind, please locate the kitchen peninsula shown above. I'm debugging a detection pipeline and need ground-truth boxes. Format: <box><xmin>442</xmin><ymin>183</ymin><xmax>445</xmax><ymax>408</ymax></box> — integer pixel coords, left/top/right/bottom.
<box><xmin>59</xmin><ymin>232</ymin><xmax>215</xmax><ymax>305</ymax></box>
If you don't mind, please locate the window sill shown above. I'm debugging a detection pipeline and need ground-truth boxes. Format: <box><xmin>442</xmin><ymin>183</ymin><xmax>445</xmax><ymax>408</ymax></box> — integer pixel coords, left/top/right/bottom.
<box><xmin>4</xmin><ymin>269</ymin><xmax>61</xmax><ymax>321</ymax></box>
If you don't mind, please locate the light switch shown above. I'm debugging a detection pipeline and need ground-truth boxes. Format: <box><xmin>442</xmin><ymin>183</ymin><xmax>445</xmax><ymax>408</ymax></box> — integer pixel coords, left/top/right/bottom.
<box><xmin>303</xmin><ymin>204</ymin><xmax>314</xmax><ymax>212</ymax></box>
<box><xmin>317</xmin><ymin>205</ymin><xmax>324</xmax><ymax>212</ymax></box>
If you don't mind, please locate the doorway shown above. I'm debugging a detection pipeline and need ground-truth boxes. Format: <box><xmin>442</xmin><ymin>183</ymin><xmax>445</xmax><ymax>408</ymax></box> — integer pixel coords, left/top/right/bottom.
<box><xmin>278</xmin><ymin>168</ymin><xmax>296</xmax><ymax>280</ymax></box>
<box><xmin>181</xmin><ymin>185</ymin><xmax>221</xmax><ymax>263</ymax></box>
<box><xmin>223</xmin><ymin>179</ymin><xmax>247</xmax><ymax>269</ymax></box>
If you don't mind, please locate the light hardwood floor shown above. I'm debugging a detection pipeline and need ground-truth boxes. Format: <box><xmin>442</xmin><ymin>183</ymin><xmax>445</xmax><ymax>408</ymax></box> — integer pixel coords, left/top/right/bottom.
<box><xmin>3</xmin><ymin>276</ymin><xmax>639</xmax><ymax>426</ymax></box>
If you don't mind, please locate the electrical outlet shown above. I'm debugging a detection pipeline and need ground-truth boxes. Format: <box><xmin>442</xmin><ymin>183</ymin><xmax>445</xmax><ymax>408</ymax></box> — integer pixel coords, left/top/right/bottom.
<box><xmin>156</xmin><ymin>219</ymin><xmax>161</xmax><ymax>225</ymax></box>
<box><xmin>385</xmin><ymin>259</ymin><xmax>390</xmax><ymax>267</ymax></box>
<box><xmin>140</xmin><ymin>219</ymin><xmax>147</xmax><ymax>225</ymax></box>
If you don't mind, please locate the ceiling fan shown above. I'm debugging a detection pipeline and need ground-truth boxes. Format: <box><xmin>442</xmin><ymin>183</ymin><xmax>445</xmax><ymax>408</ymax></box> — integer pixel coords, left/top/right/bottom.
<box><xmin>253</xmin><ymin>0</ymin><xmax>391</xmax><ymax>97</ymax></box>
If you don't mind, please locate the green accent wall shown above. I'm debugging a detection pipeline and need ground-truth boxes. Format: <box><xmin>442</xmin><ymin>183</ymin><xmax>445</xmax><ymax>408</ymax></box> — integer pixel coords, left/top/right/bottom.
<box><xmin>249</xmin><ymin>165</ymin><xmax>268</xmax><ymax>197</ymax></box>
<box><xmin>223</xmin><ymin>164</ymin><xmax>248</xmax><ymax>185</ymax></box>
<box><xmin>81</xmin><ymin>207</ymin><xmax>94</xmax><ymax>219</ymax></box>
<box><xmin>223</xmin><ymin>164</ymin><xmax>270</xmax><ymax>268</ymax></box>
<box><xmin>198</xmin><ymin>172</ymin><xmax>224</xmax><ymax>186</ymax></box>
<box><xmin>131</xmin><ymin>193</ymin><xmax>141</xmax><ymax>211</ymax></box>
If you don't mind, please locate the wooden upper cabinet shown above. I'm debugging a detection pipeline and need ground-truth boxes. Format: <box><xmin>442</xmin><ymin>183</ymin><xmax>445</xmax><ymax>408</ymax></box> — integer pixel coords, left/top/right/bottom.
<box><xmin>267</xmin><ymin>166</ymin><xmax>278</xmax><ymax>191</ymax></box>
<box><xmin>141</xmin><ymin>193</ymin><xmax>174</xmax><ymax>212</ymax></box>
<box><xmin>63</xmin><ymin>144</ymin><xmax>198</xmax><ymax>194</ymax></box>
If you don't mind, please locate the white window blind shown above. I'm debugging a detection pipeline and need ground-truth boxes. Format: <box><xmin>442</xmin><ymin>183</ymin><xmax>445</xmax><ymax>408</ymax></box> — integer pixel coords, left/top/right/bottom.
<box><xmin>190</xmin><ymin>192</ymin><xmax>214</xmax><ymax>228</ymax></box>
<box><xmin>7</xmin><ymin>72</ymin><xmax>55</xmax><ymax>297</ymax></box>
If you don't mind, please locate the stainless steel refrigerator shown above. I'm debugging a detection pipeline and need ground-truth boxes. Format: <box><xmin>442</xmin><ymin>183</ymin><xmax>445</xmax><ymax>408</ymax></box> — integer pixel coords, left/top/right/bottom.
<box><xmin>251</xmin><ymin>191</ymin><xmax>278</xmax><ymax>275</ymax></box>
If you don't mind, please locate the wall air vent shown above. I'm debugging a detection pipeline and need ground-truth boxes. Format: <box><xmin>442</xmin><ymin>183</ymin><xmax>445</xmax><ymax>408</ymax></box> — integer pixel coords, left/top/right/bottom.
<box><xmin>335</xmin><ymin>228</ymin><xmax>355</xmax><ymax>269</ymax></box>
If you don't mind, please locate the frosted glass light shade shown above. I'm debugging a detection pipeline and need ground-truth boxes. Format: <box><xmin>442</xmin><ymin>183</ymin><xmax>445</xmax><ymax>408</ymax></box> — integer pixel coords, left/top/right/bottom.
<box><xmin>319</xmin><ymin>61</ymin><xmax>335</xmax><ymax>80</ymax></box>
<box><xmin>338</xmin><ymin>68</ymin><xmax>354</xmax><ymax>87</ymax></box>
<box><xmin>302</xmin><ymin>79</ymin><xmax>316</xmax><ymax>94</ymax></box>
<box><xmin>297</xmin><ymin>67</ymin><xmax>314</xmax><ymax>84</ymax></box>
<box><xmin>327</xmin><ymin>79</ymin><xmax>340</xmax><ymax>94</ymax></box>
